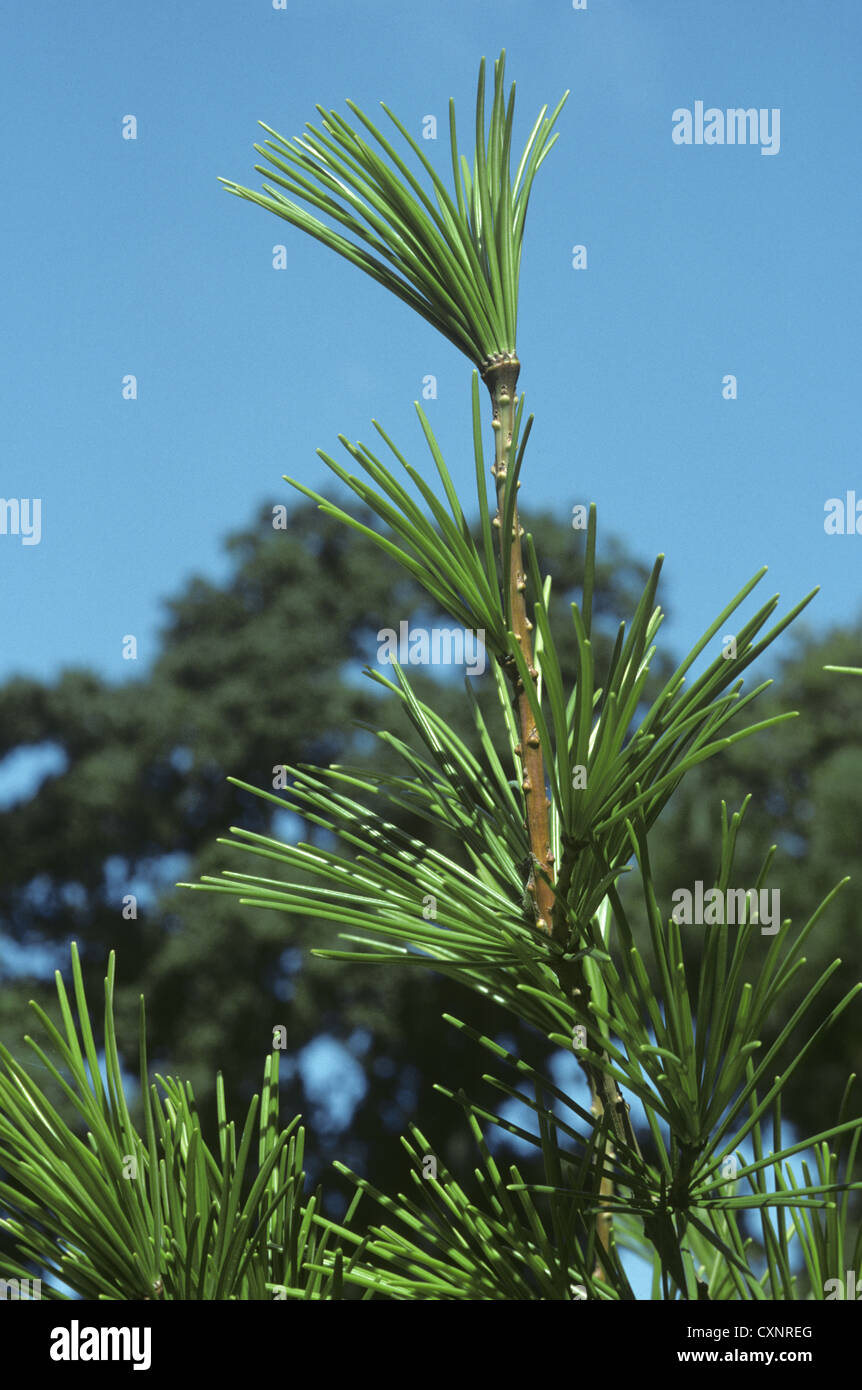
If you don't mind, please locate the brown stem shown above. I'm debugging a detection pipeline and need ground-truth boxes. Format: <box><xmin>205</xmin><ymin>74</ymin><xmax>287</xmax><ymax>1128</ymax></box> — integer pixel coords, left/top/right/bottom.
<box><xmin>594</xmin><ymin>1140</ymin><xmax>615</xmax><ymax>1275</ymax></box>
<box><xmin>482</xmin><ymin>352</ymin><xmax>641</xmax><ymax>1285</ymax></box>
<box><xmin>482</xmin><ymin>354</ymin><xmax>557</xmax><ymax>941</ymax></box>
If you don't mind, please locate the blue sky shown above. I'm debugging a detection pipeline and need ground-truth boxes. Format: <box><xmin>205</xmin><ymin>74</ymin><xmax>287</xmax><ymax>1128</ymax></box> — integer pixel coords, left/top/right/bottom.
<box><xmin>1</xmin><ymin>0</ymin><xmax>860</xmax><ymax>692</ymax></box>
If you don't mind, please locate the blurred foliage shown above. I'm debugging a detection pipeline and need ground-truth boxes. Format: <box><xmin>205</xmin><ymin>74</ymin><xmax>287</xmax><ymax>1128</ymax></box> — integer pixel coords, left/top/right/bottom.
<box><xmin>0</xmin><ymin>498</ymin><xmax>657</xmax><ymax>1236</ymax></box>
<box><xmin>2</xmin><ymin>493</ymin><xmax>860</xmax><ymax>1265</ymax></box>
<box><xmin>647</xmin><ymin>624</ymin><xmax>862</xmax><ymax>1138</ymax></box>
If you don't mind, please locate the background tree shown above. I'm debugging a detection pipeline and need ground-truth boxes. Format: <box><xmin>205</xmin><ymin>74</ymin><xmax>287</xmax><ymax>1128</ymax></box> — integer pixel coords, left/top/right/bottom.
<box><xmin>0</xmin><ymin>496</ymin><xmax>657</xmax><ymax>1223</ymax></box>
<box><xmin>3</xmin><ymin>499</ymin><xmax>861</xmax><ymax>1280</ymax></box>
<box><xmin>648</xmin><ymin>619</ymin><xmax>862</xmax><ymax>1139</ymax></box>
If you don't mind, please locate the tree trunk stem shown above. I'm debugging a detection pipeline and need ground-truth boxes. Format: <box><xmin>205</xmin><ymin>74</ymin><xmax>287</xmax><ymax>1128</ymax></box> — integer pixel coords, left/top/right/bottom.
<box><xmin>483</xmin><ymin>353</ymin><xmax>641</xmax><ymax>1286</ymax></box>
<box><xmin>483</xmin><ymin>355</ymin><xmax>557</xmax><ymax>940</ymax></box>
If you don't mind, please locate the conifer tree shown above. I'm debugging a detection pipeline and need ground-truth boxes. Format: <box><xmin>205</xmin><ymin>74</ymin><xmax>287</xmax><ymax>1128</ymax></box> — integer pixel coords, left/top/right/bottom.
<box><xmin>1</xmin><ymin>52</ymin><xmax>860</xmax><ymax>1304</ymax></box>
